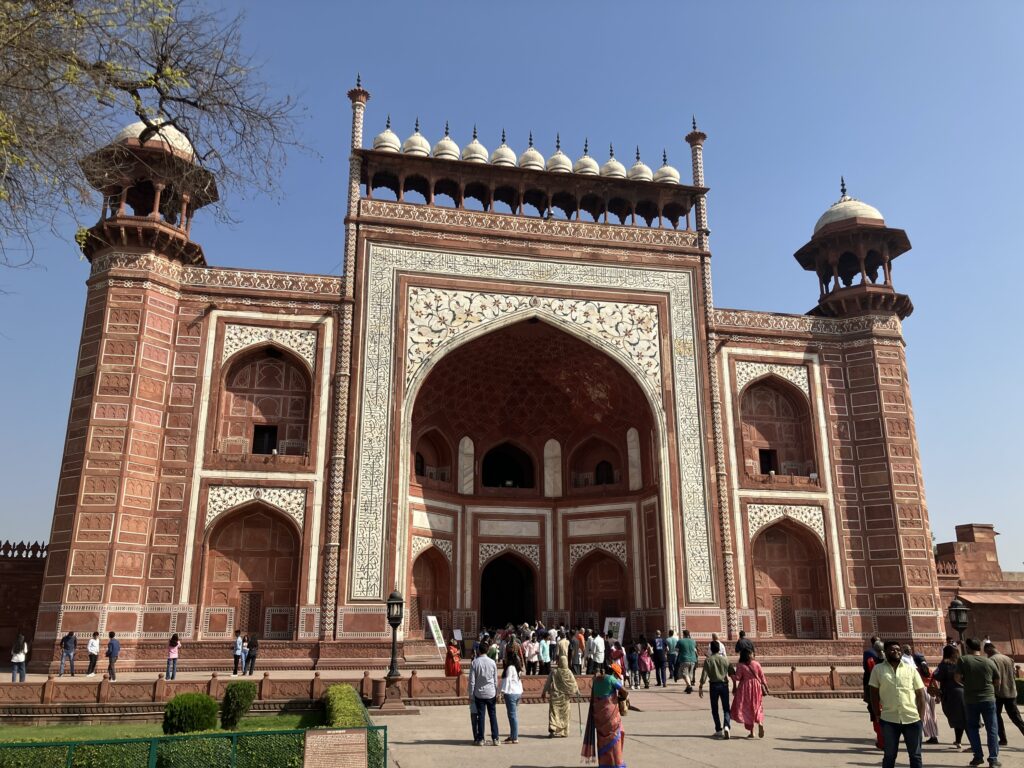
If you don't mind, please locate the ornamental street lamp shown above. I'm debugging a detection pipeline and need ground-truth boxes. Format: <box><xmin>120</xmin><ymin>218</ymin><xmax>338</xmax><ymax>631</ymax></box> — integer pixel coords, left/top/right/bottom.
<box><xmin>386</xmin><ymin>590</ymin><xmax>404</xmax><ymax>680</ymax></box>
<box><xmin>947</xmin><ymin>597</ymin><xmax>970</xmax><ymax>645</ymax></box>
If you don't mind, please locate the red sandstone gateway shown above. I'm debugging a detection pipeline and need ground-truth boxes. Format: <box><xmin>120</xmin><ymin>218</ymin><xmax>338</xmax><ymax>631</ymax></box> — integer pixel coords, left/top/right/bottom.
<box><xmin>23</xmin><ymin>82</ymin><xmax>1020</xmax><ymax>674</ymax></box>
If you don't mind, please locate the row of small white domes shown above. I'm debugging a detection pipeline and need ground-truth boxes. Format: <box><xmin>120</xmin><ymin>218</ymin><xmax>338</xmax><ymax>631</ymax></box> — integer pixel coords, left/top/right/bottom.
<box><xmin>371</xmin><ymin>119</ymin><xmax>682</xmax><ymax>183</ymax></box>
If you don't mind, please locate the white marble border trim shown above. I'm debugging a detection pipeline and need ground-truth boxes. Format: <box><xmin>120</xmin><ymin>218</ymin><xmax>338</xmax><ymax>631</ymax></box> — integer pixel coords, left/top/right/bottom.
<box><xmin>350</xmin><ymin>242</ymin><xmax>713</xmax><ymax>605</ymax></box>
<box><xmin>720</xmin><ymin>347</ymin><xmax>845</xmax><ymax>610</ymax></box>
<box><xmin>180</xmin><ymin>311</ymin><xmax>333</xmax><ymax>606</ymax></box>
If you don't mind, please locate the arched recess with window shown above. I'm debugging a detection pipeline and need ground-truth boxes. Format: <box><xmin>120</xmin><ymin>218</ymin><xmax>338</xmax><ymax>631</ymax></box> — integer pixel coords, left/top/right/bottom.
<box><xmin>750</xmin><ymin>520</ymin><xmax>831</xmax><ymax>639</ymax></box>
<box><xmin>568</xmin><ymin>436</ymin><xmax>622</xmax><ymax>491</ymax></box>
<box><xmin>481</xmin><ymin>441</ymin><xmax>536</xmax><ymax>490</ymax></box>
<box><xmin>203</xmin><ymin>504</ymin><xmax>300</xmax><ymax>639</ymax></box>
<box><xmin>739</xmin><ymin>376</ymin><xmax>816</xmax><ymax>478</ymax></box>
<box><xmin>571</xmin><ymin>550</ymin><xmax>628</xmax><ymax>629</ymax></box>
<box><xmin>409</xmin><ymin>547</ymin><xmax>451</xmax><ymax>638</ymax></box>
<box><xmin>412</xmin><ymin>428</ymin><xmax>453</xmax><ymax>488</ymax></box>
<box><xmin>217</xmin><ymin>346</ymin><xmax>312</xmax><ymax>458</ymax></box>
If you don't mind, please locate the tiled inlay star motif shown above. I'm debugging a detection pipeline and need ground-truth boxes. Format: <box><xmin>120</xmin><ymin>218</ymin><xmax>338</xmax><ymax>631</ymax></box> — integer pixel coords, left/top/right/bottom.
<box><xmin>406</xmin><ymin>288</ymin><xmax>660</xmax><ymax>388</ymax></box>
<box><xmin>205</xmin><ymin>486</ymin><xmax>306</xmax><ymax>529</ymax></box>
<box><xmin>747</xmin><ymin>504</ymin><xmax>825</xmax><ymax>543</ymax></box>
<box><xmin>734</xmin><ymin>361</ymin><xmax>809</xmax><ymax>397</ymax></box>
<box><xmin>222</xmin><ymin>325</ymin><xmax>318</xmax><ymax>371</ymax></box>
<box><xmin>348</xmin><ymin>243</ymin><xmax>713</xmax><ymax>604</ymax></box>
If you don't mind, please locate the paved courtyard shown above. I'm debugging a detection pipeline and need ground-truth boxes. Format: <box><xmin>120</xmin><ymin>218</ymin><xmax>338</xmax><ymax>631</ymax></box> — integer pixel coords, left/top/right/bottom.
<box><xmin>379</xmin><ymin>687</ymin><xmax>1024</xmax><ymax>768</ymax></box>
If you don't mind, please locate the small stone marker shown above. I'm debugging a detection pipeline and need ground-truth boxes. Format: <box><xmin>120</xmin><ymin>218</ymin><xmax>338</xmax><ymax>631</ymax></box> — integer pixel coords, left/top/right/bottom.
<box><xmin>303</xmin><ymin>728</ymin><xmax>368</xmax><ymax>768</ymax></box>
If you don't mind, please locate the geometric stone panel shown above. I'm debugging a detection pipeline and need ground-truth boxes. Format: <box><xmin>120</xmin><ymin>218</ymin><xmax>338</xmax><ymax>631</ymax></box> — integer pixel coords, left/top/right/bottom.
<box><xmin>747</xmin><ymin>504</ymin><xmax>825</xmax><ymax>543</ymax></box>
<box><xmin>222</xmin><ymin>324</ymin><xmax>318</xmax><ymax>371</ymax></box>
<box><xmin>205</xmin><ymin>486</ymin><xmax>306</xmax><ymax>530</ymax></box>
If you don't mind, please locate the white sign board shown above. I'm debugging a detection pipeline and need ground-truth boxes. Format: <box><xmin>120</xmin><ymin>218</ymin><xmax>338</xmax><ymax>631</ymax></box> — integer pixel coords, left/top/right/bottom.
<box><xmin>426</xmin><ymin>614</ymin><xmax>445</xmax><ymax>655</ymax></box>
<box><xmin>603</xmin><ymin>617</ymin><xmax>627</xmax><ymax>645</ymax></box>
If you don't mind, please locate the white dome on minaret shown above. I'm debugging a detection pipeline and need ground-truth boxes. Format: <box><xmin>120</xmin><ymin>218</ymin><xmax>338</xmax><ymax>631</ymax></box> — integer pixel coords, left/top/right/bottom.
<box><xmin>518</xmin><ymin>132</ymin><xmax>544</xmax><ymax>171</ymax></box>
<box><xmin>545</xmin><ymin>134</ymin><xmax>572</xmax><ymax>173</ymax></box>
<box><xmin>401</xmin><ymin>118</ymin><xmax>430</xmax><ymax>156</ymax></box>
<box><xmin>573</xmin><ymin>139</ymin><xmax>599</xmax><ymax>175</ymax></box>
<box><xmin>653</xmin><ymin>149</ymin><xmax>680</xmax><ymax>184</ymax></box>
<box><xmin>627</xmin><ymin>147</ymin><xmax>653</xmax><ymax>181</ymax></box>
<box><xmin>490</xmin><ymin>129</ymin><xmax>516</xmax><ymax>166</ymax></box>
<box><xmin>432</xmin><ymin>121</ymin><xmax>460</xmax><ymax>161</ymax></box>
<box><xmin>599</xmin><ymin>144</ymin><xmax>626</xmax><ymax>178</ymax></box>
<box><xmin>114</xmin><ymin>118</ymin><xmax>195</xmax><ymax>159</ymax></box>
<box><xmin>372</xmin><ymin>115</ymin><xmax>400</xmax><ymax>152</ymax></box>
<box><xmin>813</xmin><ymin>177</ymin><xmax>885</xmax><ymax>234</ymax></box>
<box><xmin>461</xmin><ymin>126</ymin><xmax>488</xmax><ymax>163</ymax></box>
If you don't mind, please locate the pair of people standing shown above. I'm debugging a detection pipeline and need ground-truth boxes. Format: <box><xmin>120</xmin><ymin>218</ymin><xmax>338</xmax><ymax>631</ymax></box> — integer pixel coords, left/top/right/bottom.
<box><xmin>231</xmin><ymin>630</ymin><xmax>259</xmax><ymax>676</ymax></box>
<box><xmin>698</xmin><ymin>641</ymin><xmax>769</xmax><ymax>738</ymax></box>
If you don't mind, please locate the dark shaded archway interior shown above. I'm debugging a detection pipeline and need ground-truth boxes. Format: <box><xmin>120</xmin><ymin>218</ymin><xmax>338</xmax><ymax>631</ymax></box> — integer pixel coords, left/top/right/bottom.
<box><xmin>480</xmin><ymin>553</ymin><xmax>536</xmax><ymax>628</ymax></box>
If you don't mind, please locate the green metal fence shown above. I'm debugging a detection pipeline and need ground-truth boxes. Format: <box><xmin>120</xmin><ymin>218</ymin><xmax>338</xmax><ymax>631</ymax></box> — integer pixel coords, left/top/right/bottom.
<box><xmin>0</xmin><ymin>726</ymin><xmax>387</xmax><ymax>768</ymax></box>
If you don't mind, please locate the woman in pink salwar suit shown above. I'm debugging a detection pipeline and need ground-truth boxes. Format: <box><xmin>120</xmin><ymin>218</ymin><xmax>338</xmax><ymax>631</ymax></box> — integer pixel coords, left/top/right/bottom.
<box><xmin>730</xmin><ymin>648</ymin><xmax>770</xmax><ymax>737</ymax></box>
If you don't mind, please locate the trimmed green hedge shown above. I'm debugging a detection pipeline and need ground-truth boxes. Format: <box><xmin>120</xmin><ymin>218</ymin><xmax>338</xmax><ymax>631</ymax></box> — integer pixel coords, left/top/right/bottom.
<box><xmin>221</xmin><ymin>681</ymin><xmax>258</xmax><ymax>730</ymax></box>
<box><xmin>323</xmin><ymin>684</ymin><xmax>382</xmax><ymax>768</ymax></box>
<box><xmin>162</xmin><ymin>692</ymin><xmax>218</xmax><ymax>735</ymax></box>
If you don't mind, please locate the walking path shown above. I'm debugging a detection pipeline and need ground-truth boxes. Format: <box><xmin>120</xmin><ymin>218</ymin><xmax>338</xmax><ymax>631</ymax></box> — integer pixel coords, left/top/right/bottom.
<box><xmin>379</xmin><ymin>685</ymin><xmax>1023</xmax><ymax>768</ymax></box>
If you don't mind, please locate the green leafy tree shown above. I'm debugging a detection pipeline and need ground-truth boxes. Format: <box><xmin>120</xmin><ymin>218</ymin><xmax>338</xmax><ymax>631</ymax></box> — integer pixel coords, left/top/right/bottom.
<box><xmin>0</xmin><ymin>0</ymin><xmax>299</xmax><ymax>265</ymax></box>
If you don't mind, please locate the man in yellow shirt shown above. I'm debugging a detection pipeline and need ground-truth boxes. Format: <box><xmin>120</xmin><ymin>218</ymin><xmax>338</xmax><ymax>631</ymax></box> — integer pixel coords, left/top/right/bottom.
<box><xmin>869</xmin><ymin>640</ymin><xmax>926</xmax><ymax>768</ymax></box>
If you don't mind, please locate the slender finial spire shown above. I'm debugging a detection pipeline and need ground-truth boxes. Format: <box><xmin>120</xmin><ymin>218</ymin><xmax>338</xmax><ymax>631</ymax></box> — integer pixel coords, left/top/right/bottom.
<box><xmin>528</xmin><ymin>131</ymin><xmax>534</xmax><ymax>147</ymax></box>
<box><xmin>356</xmin><ymin>73</ymin><xmax>361</xmax><ymax>89</ymax></box>
<box><xmin>692</xmin><ymin>115</ymin><xmax>697</xmax><ymax>131</ymax></box>
<box><xmin>444</xmin><ymin>120</ymin><xmax>450</xmax><ymax>136</ymax></box>
<box><xmin>414</xmin><ymin>117</ymin><xmax>420</xmax><ymax>133</ymax></box>
<box><xmin>472</xmin><ymin>124</ymin><xmax>478</xmax><ymax>139</ymax></box>
<box><xmin>556</xmin><ymin>133</ymin><xmax>561</xmax><ymax>151</ymax></box>
<box><xmin>840</xmin><ymin>176</ymin><xmax>847</xmax><ymax>196</ymax></box>
<box><xmin>583</xmin><ymin>138</ymin><xmax>589</xmax><ymax>155</ymax></box>
<box><xmin>501</xmin><ymin>128</ymin><xmax>506</xmax><ymax>144</ymax></box>
<box><xmin>635</xmin><ymin>146</ymin><xmax>641</xmax><ymax>162</ymax></box>
<box><xmin>609</xmin><ymin>143</ymin><xmax>615</xmax><ymax>158</ymax></box>
<box><xmin>385</xmin><ymin>114</ymin><xmax>391</xmax><ymax>129</ymax></box>
<box><xmin>662</xmin><ymin>149</ymin><xmax>668</xmax><ymax>165</ymax></box>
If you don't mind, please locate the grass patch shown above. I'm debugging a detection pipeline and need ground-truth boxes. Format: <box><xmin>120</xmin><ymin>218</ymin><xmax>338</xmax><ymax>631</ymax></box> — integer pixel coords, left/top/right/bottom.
<box><xmin>0</xmin><ymin>711</ymin><xmax>323</xmax><ymax>744</ymax></box>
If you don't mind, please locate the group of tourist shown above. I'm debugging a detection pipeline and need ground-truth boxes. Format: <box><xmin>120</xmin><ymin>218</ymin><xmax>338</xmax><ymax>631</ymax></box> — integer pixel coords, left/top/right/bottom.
<box><xmin>865</xmin><ymin>634</ymin><xmax>1024</xmax><ymax>768</ymax></box>
<box><xmin>231</xmin><ymin>629</ymin><xmax>259</xmax><ymax>677</ymax></box>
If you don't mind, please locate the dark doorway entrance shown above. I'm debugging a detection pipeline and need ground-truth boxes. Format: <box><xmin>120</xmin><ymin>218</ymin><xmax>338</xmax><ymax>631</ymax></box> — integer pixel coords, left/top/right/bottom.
<box><xmin>480</xmin><ymin>553</ymin><xmax>536</xmax><ymax>628</ymax></box>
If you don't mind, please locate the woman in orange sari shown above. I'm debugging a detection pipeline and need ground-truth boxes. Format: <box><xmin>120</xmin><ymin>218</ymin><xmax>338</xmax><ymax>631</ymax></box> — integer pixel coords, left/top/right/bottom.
<box><xmin>444</xmin><ymin>636</ymin><xmax>461</xmax><ymax>677</ymax></box>
<box><xmin>582</xmin><ymin>662</ymin><xmax>627</xmax><ymax>767</ymax></box>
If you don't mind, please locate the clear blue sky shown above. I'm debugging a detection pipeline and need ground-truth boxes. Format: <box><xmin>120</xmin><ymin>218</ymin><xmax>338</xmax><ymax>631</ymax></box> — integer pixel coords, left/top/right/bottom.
<box><xmin>1</xmin><ymin>2</ymin><xmax>1021</xmax><ymax>569</ymax></box>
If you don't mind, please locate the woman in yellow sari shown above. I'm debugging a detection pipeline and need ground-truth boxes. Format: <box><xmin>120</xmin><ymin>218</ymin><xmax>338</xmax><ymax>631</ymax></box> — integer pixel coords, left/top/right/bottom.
<box><xmin>541</xmin><ymin>654</ymin><xmax>580</xmax><ymax>737</ymax></box>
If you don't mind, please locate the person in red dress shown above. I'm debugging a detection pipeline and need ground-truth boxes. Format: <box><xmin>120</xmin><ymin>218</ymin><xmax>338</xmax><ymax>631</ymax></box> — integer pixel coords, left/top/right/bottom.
<box><xmin>444</xmin><ymin>636</ymin><xmax>461</xmax><ymax>677</ymax></box>
<box><xmin>730</xmin><ymin>647</ymin><xmax>770</xmax><ymax>737</ymax></box>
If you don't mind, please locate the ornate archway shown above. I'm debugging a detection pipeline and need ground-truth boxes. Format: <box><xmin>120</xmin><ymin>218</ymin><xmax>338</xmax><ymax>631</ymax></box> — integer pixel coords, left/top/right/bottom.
<box><xmin>409</xmin><ymin>547</ymin><xmax>450</xmax><ymax>637</ymax></box>
<box><xmin>203</xmin><ymin>504</ymin><xmax>299</xmax><ymax>639</ymax></box>
<box><xmin>751</xmin><ymin>520</ymin><xmax>831</xmax><ymax>639</ymax></box>
<box><xmin>572</xmin><ymin>551</ymin><xmax>627</xmax><ymax>629</ymax></box>
<box><xmin>479</xmin><ymin>553</ymin><xmax>536</xmax><ymax>629</ymax></box>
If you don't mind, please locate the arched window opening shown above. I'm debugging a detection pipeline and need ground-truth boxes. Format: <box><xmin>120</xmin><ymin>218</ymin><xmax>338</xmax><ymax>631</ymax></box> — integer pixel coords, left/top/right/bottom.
<box><xmin>218</xmin><ymin>347</ymin><xmax>311</xmax><ymax>458</ymax></box>
<box><xmin>569</xmin><ymin>436</ymin><xmax>621</xmax><ymax>489</ymax></box>
<box><xmin>837</xmin><ymin>251</ymin><xmax>860</xmax><ymax>287</ymax></box>
<box><xmin>739</xmin><ymin>378</ymin><xmax>815</xmax><ymax>478</ymax></box>
<box><xmin>751</xmin><ymin>521</ymin><xmax>830</xmax><ymax>639</ymax></box>
<box><xmin>413</xmin><ymin>429</ymin><xmax>452</xmax><ymax>486</ymax></box>
<box><xmin>482</xmin><ymin>442</ymin><xmax>535</xmax><ymax>488</ymax></box>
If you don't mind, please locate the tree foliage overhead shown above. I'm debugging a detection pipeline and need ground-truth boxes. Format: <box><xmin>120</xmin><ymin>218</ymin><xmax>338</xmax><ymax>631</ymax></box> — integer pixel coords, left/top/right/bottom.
<box><xmin>0</xmin><ymin>0</ymin><xmax>299</xmax><ymax>265</ymax></box>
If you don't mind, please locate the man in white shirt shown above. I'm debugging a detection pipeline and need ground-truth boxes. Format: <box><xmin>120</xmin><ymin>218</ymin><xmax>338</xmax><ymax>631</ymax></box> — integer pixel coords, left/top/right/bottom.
<box><xmin>593</xmin><ymin>631</ymin><xmax>606</xmax><ymax>669</ymax></box>
<box><xmin>86</xmin><ymin>632</ymin><xmax>100</xmax><ymax>677</ymax></box>
<box><xmin>468</xmin><ymin>645</ymin><xmax>500</xmax><ymax>746</ymax></box>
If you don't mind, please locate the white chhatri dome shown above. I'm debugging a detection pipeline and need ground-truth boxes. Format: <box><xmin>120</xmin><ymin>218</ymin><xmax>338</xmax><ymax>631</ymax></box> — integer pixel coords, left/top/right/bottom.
<box><xmin>401</xmin><ymin>118</ymin><xmax>430</xmax><ymax>156</ymax></box>
<box><xmin>461</xmin><ymin>126</ymin><xmax>488</xmax><ymax>163</ymax></box>
<box><xmin>813</xmin><ymin>178</ymin><xmax>884</xmax><ymax>234</ymax></box>
<box><xmin>372</xmin><ymin>115</ymin><xmax>400</xmax><ymax>152</ymax></box>
<box><xmin>627</xmin><ymin>147</ymin><xmax>653</xmax><ymax>182</ymax></box>
<box><xmin>432</xmin><ymin>121</ymin><xmax>460</xmax><ymax>161</ymax></box>
<box><xmin>653</xmin><ymin>149</ymin><xmax>680</xmax><ymax>184</ymax></box>
<box><xmin>573</xmin><ymin>139</ymin><xmax>599</xmax><ymax>175</ymax></box>
<box><xmin>518</xmin><ymin>132</ymin><xmax>544</xmax><ymax>171</ymax></box>
<box><xmin>114</xmin><ymin>118</ymin><xmax>194</xmax><ymax>158</ymax></box>
<box><xmin>599</xmin><ymin>144</ymin><xmax>626</xmax><ymax>178</ymax></box>
<box><xmin>490</xmin><ymin>129</ymin><xmax>516</xmax><ymax>166</ymax></box>
<box><xmin>546</xmin><ymin>134</ymin><xmax>572</xmax><ymax>173</ymax></box>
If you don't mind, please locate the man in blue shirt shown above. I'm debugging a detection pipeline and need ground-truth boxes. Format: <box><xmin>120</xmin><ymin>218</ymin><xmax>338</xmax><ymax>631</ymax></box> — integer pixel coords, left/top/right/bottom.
<box><xmin>58</xmin><ymin>631</ymin><xmax>77</xmax><ymax>677</ymax></box>
<box><xmin>105</xmin><ymin>631</ymin><xmax>121</xmax><ymax>682</ymax></box>
<box><xmin>653</xmin><ymin>630</ymin><xmax>668</xmax><ymax>687</ymax></box>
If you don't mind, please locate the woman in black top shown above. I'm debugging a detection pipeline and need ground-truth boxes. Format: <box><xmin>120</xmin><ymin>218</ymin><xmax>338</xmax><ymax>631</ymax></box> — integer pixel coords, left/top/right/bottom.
<box><xmin>245</xmin><ymin>634</ymin><xmax>259</xmax><ymax>676</ymax></box>
<box><xmin>930</xmin><ymin>644</ymin><xmax>967</xmax><ymax>749</ymax></box>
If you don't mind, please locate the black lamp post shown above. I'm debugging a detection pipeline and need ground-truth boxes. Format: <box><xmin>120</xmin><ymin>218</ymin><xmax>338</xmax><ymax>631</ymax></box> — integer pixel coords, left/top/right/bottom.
<box><xmin>386</xmin><ymin>590</ymin><xmax>404</xmax><ymax>680</ymax></box>
<box><xmin>947</xmin><ymin>597</ymin><xmax>970</xmax><ymax>645</ymax></box>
